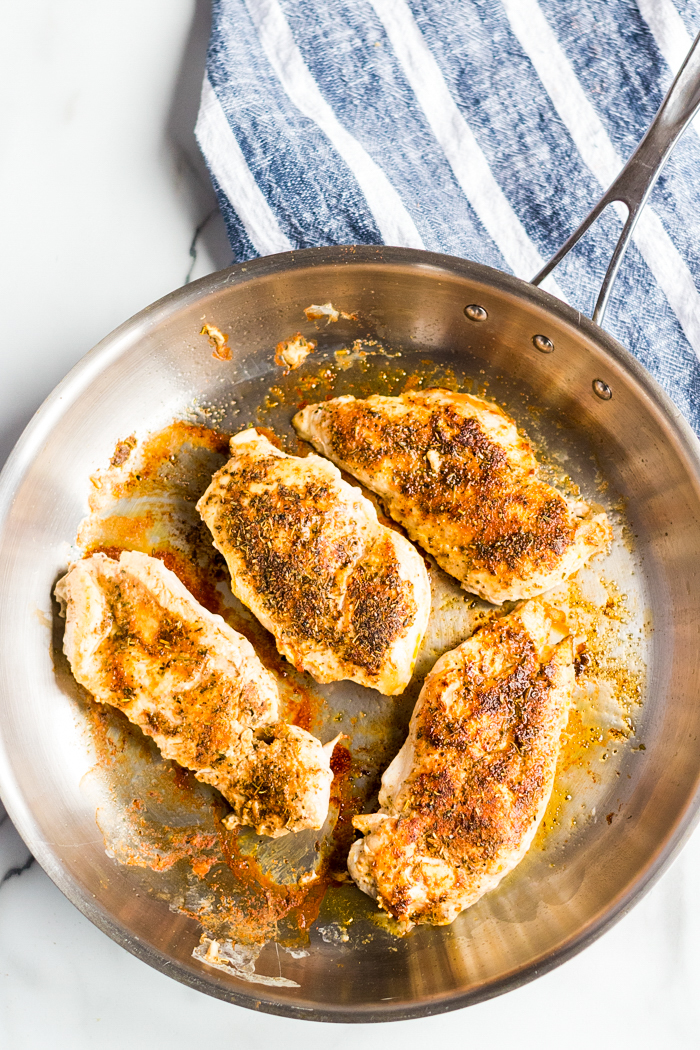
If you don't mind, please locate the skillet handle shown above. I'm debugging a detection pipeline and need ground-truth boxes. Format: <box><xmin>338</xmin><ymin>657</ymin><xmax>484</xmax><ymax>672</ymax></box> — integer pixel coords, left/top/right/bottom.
<box><xmin>532</xmin><ymin>32</ymin><xmax>700</xmax><ymax>327</ymax></box>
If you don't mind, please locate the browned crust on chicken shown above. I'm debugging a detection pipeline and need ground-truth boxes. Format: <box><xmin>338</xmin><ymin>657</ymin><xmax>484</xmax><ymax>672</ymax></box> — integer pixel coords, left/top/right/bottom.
<box><xmin>347</xmin><ymin>599</ymin><xmax>573</xmax><ymax>925</ymax></box>
<box><xmin>196</xmin><ymin>430</ymin><xmax>430</xmax><ymax>694</ymax></box>
<box><xmin>293</xmin><ymin>390</ymin><xmax>611</xmax><ymax>603</ymax></box>
<box><xmin>55</xmin><ymin>551</ymin><xmax>335</xmax><ymax>837</ymax></box>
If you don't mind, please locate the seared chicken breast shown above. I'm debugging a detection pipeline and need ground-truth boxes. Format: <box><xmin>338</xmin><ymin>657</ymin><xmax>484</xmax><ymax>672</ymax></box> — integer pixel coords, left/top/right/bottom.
<box><xmin>348</xmin><ymin>599</ymin><xmax>573</xmax><ymax>926</ymax></box>
<box><xmin>294</xmin><ymin>390</ymin><xmax>611</xmax><ymax>603</ymax></box>
<box><xmin>196</xmin><ymin>429</ymin><xmax>430</xmax><ymax>695</ymax></box>
<box><xmin>55</xmin><ymin>551</ymin><xmax>336</xmax><ymax>837</ymax></box>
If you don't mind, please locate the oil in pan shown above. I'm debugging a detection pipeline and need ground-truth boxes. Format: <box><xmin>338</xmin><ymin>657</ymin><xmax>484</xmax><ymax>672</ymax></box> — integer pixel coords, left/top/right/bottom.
<box><xmin>53</xmin><ymin>331</ymin><xmax>648</xmax><ymax>985</ymax></box>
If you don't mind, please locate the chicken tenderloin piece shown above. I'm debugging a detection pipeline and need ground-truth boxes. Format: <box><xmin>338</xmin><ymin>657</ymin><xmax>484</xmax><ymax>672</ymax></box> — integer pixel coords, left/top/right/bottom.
<box><xmin>293</xmin><ymin>390</ymin><xmax>611</xmax><ymax>603</ymax></box>
<box><xmin>347</xmin><ymin>599</ymin><xmax>574</xmax><ymax>926</ymax></box>
<box><xmin>196</xmin><ymin>429</ymin><xmax>430</xmax><ymax>695</ymax></box>
<box><xmin>55</xmin><ymin>551</ymin><xmax>336</xmax><ymax>838</ymax></box>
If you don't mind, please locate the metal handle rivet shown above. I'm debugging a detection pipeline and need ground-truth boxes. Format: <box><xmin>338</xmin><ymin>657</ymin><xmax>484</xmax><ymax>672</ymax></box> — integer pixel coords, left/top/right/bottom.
<box><xmin>464</xmin><ymin>304</ymin><xmax>488</xmax><ymax>322</ymax></box>
<box><xmin>533</xmin><ymin>334</ymin><xmax>554</xmax><ymax>353</ymax></box>
<box><xmin>592</xmin><ymin>379</ymin><xmax>612</xmax><ymax>400</ymax></box>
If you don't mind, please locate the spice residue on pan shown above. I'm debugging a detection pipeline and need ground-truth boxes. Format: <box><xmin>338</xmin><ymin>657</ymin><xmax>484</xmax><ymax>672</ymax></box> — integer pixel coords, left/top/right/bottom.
<box><xmin>275</xmin><ymin>334</ymin><xmax>317</xmax><ymax>371</ymax></box>
<box><xmin>535</xmin><ymin>572</ymin><xmax>645</xmax><ymax>844</ymax></box>
<box><xmin>193</xmin><ymin>939</ymin><xmax>301</xmax><ymax>987</ymax></box>
<box><xmin>201</xmin><ymin>323</ymin><xmax>232</xmax><ymax>361</ymax></box>
<box><xmin>304</xmin><ymin>302</ymin><xmax>356</xmax><ymax>324</ymax></box>
<box><xmin>54</xmin><ymin>344</ymin><xmax>648</xmax><ymax>952</ymax></box>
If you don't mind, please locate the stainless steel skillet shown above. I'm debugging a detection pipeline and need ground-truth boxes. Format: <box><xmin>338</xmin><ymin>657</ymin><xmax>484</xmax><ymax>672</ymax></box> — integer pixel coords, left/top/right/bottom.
<box><xmin>1</xmin><ymin>33</ymin><xmax>700</xmax><ymax>1024</ymax></box>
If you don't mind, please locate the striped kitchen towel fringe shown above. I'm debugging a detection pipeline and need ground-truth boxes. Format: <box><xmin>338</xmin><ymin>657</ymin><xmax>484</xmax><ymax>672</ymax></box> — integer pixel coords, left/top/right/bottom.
<box><xmin>196</xmin><ymin>0</ymin><xmax>700</xmax><ymax>434</ymax></box>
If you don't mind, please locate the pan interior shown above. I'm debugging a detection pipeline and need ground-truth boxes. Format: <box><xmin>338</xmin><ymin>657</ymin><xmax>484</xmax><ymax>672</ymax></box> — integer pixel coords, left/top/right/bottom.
<box><xmin>0</xmin><ymin>248</ymin><xmax>698</xmax><ymax>1021</ymax></box>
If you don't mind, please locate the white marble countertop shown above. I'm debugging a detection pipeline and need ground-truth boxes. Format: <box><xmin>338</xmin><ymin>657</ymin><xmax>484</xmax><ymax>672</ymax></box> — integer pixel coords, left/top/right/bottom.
<box><xmin>2</xmin><ymin>3</ymin><xmax>700</xmax><ymax>1047</ymax></box>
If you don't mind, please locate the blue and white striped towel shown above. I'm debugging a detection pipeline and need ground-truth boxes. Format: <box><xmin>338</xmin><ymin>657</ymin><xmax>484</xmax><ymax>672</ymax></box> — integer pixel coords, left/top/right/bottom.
<box><xmin>196</xmin><ymin>0</ymin><xmax>700</xmax><ymax>434</ymax></box>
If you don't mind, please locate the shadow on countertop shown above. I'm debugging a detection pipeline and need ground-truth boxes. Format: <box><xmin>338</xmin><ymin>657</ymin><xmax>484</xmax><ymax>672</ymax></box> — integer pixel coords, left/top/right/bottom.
<box><xmin>166</xmin><ymin>0</ymin><xmax>233</xmax><ymax>282</ymax></box>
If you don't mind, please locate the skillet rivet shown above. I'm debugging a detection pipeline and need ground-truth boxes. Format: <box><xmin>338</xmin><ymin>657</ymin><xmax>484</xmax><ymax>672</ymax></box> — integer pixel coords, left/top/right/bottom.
<box><xmin>464</xmin><ymin>304</ymin><xmax>488</xmax><ymax>322</ymax></box>
<box><xmin>533</xmin><ymin>334</ymin><xmax>554</xmax><ymax>353</ymax></box>
<box><xmin>592</xmin><ymin>379</ymin><xmax>612</xmax><ymax>401</ymax></box>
